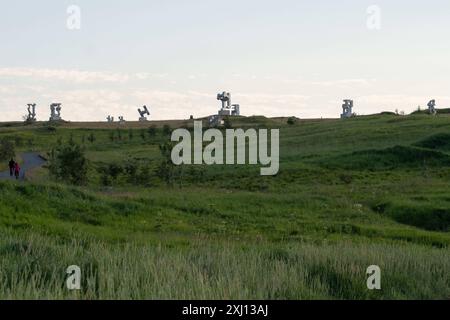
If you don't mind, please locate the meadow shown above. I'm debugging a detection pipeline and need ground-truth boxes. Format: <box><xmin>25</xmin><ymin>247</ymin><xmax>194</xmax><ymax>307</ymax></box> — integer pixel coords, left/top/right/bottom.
<box><xmin>0</xmin><ymin>113</ymin><xmax>449</xmax><ymax>299</ymax></box>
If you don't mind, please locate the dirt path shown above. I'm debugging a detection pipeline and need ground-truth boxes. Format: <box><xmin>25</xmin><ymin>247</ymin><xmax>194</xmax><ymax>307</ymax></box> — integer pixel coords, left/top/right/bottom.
<box><xmin>0</xmin><ymin>152</ymin><xmax>46</xmax><ymax>181</ymax></box>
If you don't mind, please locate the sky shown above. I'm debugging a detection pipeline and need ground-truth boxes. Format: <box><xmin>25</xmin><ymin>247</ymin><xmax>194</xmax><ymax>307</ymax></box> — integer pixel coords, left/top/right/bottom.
<box><xmin>0</xmin><ymin>0</ymin><xmax>449</xmax><ymax>121</ymax></box>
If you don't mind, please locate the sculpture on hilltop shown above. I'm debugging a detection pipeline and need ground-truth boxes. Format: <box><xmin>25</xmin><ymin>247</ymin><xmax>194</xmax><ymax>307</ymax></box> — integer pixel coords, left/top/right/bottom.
<box><xmin>341</xmin><ymin>99</ymin><xmax>355</xmax><ymax>119</ymax></box>
<box><xmin>428</xmin><ymin>99</ymin><xmax>437</xmax><ymax>115</ymax></box>
<box><xmin>138</xmin><ymin>105</ymin><xmax>150</xmax><ymax>121</ymax></box>
<box><xmin>49</xmin><ymin>103</ymin><xmax>63</xmax><ymax>121</ymax></box>
<box><xmin>26</xmin><ymin>104</ymin><xmax>37</xmax><ymax>122</ymax></box>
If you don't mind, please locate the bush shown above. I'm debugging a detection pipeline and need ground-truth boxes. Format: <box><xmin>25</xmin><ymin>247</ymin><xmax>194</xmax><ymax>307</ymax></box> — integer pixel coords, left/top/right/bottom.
<box><xmin>156</xmin><ymin>142</ymin><xmax>178</xmax><ymax>185</ymax></box>
<box><xmin>162</xmin><ymin>125</ymin><xmax>171</xmax><ymax>136</ymax></box>
<box><xmin>97</xmin><ymin>163</ymin><xmax>123</xmax><ymax>186</ymax></box>
<box><xmin>48</xmin><ymin>142</ymin><xmax>88</xmax><ymax>185</ymax></box>
<box><xmin>287</xmin><ymin>117</ymin><xmax>296</xmax><ymax>125</ymax></box>
<box><xmin>224</xmin><ymin>117</ymin><xmax>232</xmax><ymax>129</ymax></box>
<box><xmin>148</xmin><ymin>126</ymin><xmax>157</xmax><ymax>138</ymax></box>
<box><xmin>0</xmin><ymin>139</ymin><xmax>15</xmax><ymax>161</ymax></box>
<box><xmin>87</xmin><ymin>133</ymin><xmax>96</xmax><ymax>144</ymax></box>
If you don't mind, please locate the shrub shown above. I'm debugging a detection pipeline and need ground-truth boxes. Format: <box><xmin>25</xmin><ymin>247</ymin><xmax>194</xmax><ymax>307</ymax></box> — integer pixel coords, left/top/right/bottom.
<box><xmin>148</xmin><ymin>126</ymin><xmax>157</xmax><ymax>138</ymax></box>
<box><xmin>156</xmin><ymin>142</ymin><xmax>178</xmax><ymax>185</ymax></box>
<box><xmin>48</xmin><ymin>142</ymin><xmax>88</xmax><ymax>185</ymax></box>
<box><xmin>162</xmin><ymin>125</ymin><xmax>171</xmax><ymax>137</ymax></box>
<box><xmin>128</xmin><ymin>130</ymin><xmax>133</xmax><ymax>141</ymax></box>
<box><xmin>88</xmin><ymin>133</ymin><xmax>96</xmax><ymax>144</ymax></box>
<box><xmin>0</xmin><ymin>139</ymin><xmax>15</xmax><ymax>161</ymax></box>
<box><xmin>224</xmin><ymin>117</ymin><xmax>232</xmax><ymax>129</ymax></box>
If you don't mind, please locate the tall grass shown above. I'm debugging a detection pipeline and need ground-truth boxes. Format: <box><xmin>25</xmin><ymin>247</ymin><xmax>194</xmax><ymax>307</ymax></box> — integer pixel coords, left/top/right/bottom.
<box><xmin>0</xmin><ymin>231</ymin><xmax>448</xmax><ymax>300</ymax></box>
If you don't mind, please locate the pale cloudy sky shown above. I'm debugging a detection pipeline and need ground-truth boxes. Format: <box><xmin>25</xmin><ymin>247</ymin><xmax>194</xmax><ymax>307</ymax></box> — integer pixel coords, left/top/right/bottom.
<box><xmin>0</xmin><ymin>0</ymin><xmax>449</xmax><ymax>121</ymax></box>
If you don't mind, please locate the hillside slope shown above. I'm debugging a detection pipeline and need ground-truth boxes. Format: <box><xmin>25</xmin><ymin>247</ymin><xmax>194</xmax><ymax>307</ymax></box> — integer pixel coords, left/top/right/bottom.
<box><xmin>0</xmin><ymin>113</ymin><xmax>449</xmax><ymax>299</ymax></box>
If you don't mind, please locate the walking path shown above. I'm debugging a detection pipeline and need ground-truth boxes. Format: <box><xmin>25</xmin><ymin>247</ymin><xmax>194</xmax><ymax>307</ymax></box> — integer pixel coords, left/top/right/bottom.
<box><xmin>0</xmin><ymin>152</ymin><xmax>46</xmax><ymax>180</ymax></box>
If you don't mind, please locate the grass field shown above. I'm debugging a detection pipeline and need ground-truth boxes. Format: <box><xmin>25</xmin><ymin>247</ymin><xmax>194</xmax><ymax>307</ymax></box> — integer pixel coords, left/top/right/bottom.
<box><xmin>0</xmin><ymin>113</ymin><xmax>449</xmax><ymax>299</ymax></box>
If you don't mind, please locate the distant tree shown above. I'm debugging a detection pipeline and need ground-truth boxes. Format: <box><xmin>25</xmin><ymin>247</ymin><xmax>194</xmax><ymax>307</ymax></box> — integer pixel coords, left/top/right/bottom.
<box><xmin>97</xmin><ymin>163</ymin><xmax>123</xmax><ymax>186</ymax></box>
<box><xmin>223</xmin><ymin>117</ymin><xmax>232</xmax><ymax>129</ymax></box>
<box><xmin>148</xmin><ymin>126</ymin><xmax>157</xmax><ymax>138</ymax></box>
<box><xmin>287</xmin><ymin>117</ymin><xmax>296</xmax><ymax>125</ymax></box>
<box><xmin>48</xmin><ymin>142</ymin><xmax>88</xmax><ymax>185</ymax></box>
<box><xmin>140</xmin><ymin>129</ymin><xmax>146</xmax><ymax>141</ymax></box>
<box><xmin>156</xmin><ymin>142</ymin><xmax>177</xmax><ymax>185</ymax></box>
<box><xmin>87</xmin><ymin>133</ymin><xmax>96</xmax><ymax>144</ymax></box>
<box><xmin>81</xmin><ymin>135</ymin><xmax>86</xmax><ymax>144</ymax></box>
<box><xmin>0</xmin><ymin>139</ymin><xmax>15</xmax><ymax>160</ymax></box>
<box><xmin>117</xmin><ymin>129</ymin><xmax>123</xmax><ymax>140</ymax></box>
<box><xmin>137</xmin><ymin>164</ymin><xmax>152</xmax><ymax>185</ymax></box>
<box><xmin>162</xmin><ymin>125</ymin><xmax>172</xmax><ymax>137</ymax></box>
<box><xmin>109</xmin><ymin>131</ymin><xmax>115</xmax><ymax>142</ymax></box>
<box><xmin>124</xmin><ymin>159</ymin><xmax>138</xmax><ymax>183</ymax></box>
<box><xmin>14</xmin><ymin>136</ymin><xmax>24</xmax><ymax>147</ymax></box>
<box><xmin>128</xmin><ymin>129</ymin><xmax>134</xmax><ymax>141</ymax></box>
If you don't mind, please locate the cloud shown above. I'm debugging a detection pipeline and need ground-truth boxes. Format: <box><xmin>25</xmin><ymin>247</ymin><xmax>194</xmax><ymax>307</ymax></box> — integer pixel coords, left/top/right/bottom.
<box><xmin>0</xmin><ymin>67</ymin><xmax>131</xmax><ymax>83</ymax></box>
<box><xmin>307</xmin><ymin>79</ymin><xmax>376</xmax><ymax>87</ymax></box>
<box><xmin>0</xmin><ymin>67</ymin><xmax>447</xmax><ymax>121</ymax></box>
<box><xmin>356</xmin><ymin>94</ymin><xmax>450</xmax><ymax>114</ymax></box>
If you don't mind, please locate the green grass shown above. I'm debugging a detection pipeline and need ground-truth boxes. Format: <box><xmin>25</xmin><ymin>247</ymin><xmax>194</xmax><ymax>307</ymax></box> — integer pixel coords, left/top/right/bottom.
<box><xmin>0</xmin><ymin>230</ymin><xmax>448</xmax><ymax>300</ymax></box>
<box><xmin>0</xmin><ymin>113</ymin><xmax>449</xmax><ymax>299</ymax></box>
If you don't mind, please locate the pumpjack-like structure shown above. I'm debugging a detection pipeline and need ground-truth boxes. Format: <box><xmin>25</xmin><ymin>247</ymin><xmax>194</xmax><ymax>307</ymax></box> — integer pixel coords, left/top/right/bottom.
<box><xmin>138</xmin><ymin>105</ymin><xmax>150</xmax><ymax>121</ymax></box>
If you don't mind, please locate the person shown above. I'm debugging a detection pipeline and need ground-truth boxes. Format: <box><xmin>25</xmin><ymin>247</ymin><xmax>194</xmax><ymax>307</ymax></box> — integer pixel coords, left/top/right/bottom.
<box><xmin>14</xmin><ymin>162</ymin><xmax>20</xmax><ymax>180</ymax></box>
<box><xmin>8</xmin><ymin>159</ymin><xmax>15</xmax><ymax>177</ymax></box>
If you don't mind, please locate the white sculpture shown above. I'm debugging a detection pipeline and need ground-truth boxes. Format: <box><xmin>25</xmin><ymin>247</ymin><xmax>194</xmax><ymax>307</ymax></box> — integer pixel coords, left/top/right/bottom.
<box><xmin>26</xmin><ymin>104</ymin><xmax>37</xmax><ymax>122</ymax></box>
<box><xmin>217</xmin><ymin>92</ymin><xmax>240</xmax><ymax>116</ymax></box>
<box><xmin>138</xmin><ymin>105</ymin><xmax>150</xmax><ymax>121</ymax></box>
<box><xmin>118</xmin><ymin>116</ymin><xmax>125</xmax><ymax>124</ymax></box>
<box><xmin>49</xmin><ymin>103</ymin><xmax>62</xmax><ymax>121</ymax></box>
<box><xmin>107</xmin><ymin>115</ymin><xmax>114</xmax><ymax>123</ymax></box>
<box><xmin>341</xmin><ymin>100</ymin><xmax>354</xmax><ymax>119</ymax></box>
<box><xmin>428</xmin><ymin>100</ymin><xmax>437</xmax><ymax>115</ymax></box>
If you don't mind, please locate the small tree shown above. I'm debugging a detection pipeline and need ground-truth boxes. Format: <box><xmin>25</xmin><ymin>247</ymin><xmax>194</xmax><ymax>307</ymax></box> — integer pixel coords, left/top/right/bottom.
<box><xmin>148</xmin><ymin>126</ymin><xmax>157</xmax><ymax>138</ymax></box>
<box><xmin>162</xmin><ymin>125</ymin><xmax>171</xmax><ymax>137</ymax></box>
<box><xmin>140</xmin><ymin>129</ymin><xmax>147</xmax><ymax>141</ymax></box>
<box><xmin>87</xmin><ymin>133</ymin><xmax>96</xmax><ymax>144</ymax></box>
<box><xmin>156</xmin><ymin>142</ymin><xmax>177</xmax><ymax>185</ymax></box>
<box><xmin>109</xmin><ymin>131</ymin><xmax>115</xmax><ymax>142</ymax></box>
<box><xmin>97</xmin><ymin>163</ymin><xmax>123</xmax><ymax>186</ymax></box>
<box><xmin>0</xmin><ymin>139</ymin><xmax>15</xmax><ymax>160</ymax></box>
<box><xmin>223</xmin><ymin>117</ymin><xmax>232</xmax><ymax>129</ymax></box>
<box><xmin>48</xmin><ymin>142</ymin><xmax>88</xmax><ymax>185</ymax></box>
<box><xmin>124</xmin><ymin>160</ymin><xmax>138</xmax><ymax>183</ymax></box>
<box><xmin>287</xmin><ymin>117</ymin><xmax>296</xmax><ymax>125</ymax></box>
<box><xmin>128</xmin><ymin>129</ymin><xmax>134</xmax><ymax>141</ymax></box>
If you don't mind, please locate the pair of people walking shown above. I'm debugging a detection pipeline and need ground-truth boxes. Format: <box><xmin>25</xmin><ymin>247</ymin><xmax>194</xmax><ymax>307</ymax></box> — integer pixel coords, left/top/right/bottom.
<box><xmin>8</xmin><ymin>159</ymin><xmax>21</xmax><ymax>180</ymax></box>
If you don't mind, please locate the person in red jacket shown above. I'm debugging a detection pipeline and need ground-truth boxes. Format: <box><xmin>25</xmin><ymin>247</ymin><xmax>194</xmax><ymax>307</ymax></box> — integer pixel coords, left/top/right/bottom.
<box><xmin>14</xmin><ymin>162</ymin><xmax>20</xmax><ymax>180</ymax></box>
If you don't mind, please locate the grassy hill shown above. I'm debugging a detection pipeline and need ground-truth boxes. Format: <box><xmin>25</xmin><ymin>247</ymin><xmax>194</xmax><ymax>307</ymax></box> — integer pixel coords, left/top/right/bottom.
<box><xmin>0</xmin><ymin>113</ymin><xmax>449</xmax><ymax>299</ymax></box>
